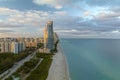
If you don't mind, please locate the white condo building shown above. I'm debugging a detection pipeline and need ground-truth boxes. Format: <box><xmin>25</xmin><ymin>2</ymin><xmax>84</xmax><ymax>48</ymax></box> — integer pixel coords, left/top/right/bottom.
<box><xmin>0</xmin><ymin>42</ymin><xmax>11</xmax><ymax>53</ymax></box>
<box><xmin>4</xmin><ymin>42</ymin><xmax>10</xmax><ymax>52</ymax></box>
<box><xmin>0</xmin><ymin>37</ymin><xmax>43</xmax><ymax>54</ymax></box>
<box><xmin>0</xmin><ymin>42</ymin><xmax>5</xmax><ymax>53</ymax></box>
<box><xmin>11</xmin><ymin>42</ymin><xmax>19</xmax><ymax>54</ymax></box>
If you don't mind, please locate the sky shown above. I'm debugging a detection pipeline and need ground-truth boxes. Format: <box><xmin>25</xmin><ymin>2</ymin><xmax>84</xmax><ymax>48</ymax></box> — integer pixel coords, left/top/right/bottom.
<box><xmin>0</xmin><ymin>0</ymin><xmax>120</xmax><ymax>38</ymax></box>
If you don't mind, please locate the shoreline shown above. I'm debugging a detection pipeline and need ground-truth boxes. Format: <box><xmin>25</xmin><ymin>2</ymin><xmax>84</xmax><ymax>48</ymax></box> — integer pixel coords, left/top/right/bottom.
<box><xmin>59</xmin><ymin>43</ymin><xmax>71</xmax><ymax>80</ymax></box>
<box><xmin>47</xmin><ymin>43</ymin><xmax>70</xmax><ymax>80</ymax></box>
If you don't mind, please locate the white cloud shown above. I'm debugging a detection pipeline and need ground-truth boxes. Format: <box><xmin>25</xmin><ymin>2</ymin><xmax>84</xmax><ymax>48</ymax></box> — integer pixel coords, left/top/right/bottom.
<box><xmin>32</xmin><ymin>0</ymin><xmax>66</xmax><ymax>9</ymax></box>
<box><xmin>0</xmin><ymin>7</ymin><xmax>120</xmax><ymax>38</ymax></box>
<box><xmin>54</xmin><ymin>11</ymin><xmax>67</xmax><ymax>16</ymax></box>
<box><xmin>0</xmin><ymin>7</ymin><xmax>70</xmax><ymax>37</ymax></box>
<box><xmin>56</xmin><ymin>29</ymin><xmax>79</xmax><ymax>33</ymax></box>
<box><xmin>83</xmin><ymin>11</ymin><xmax>91</xmax><ymax>16</ymax></box>
<box><xmin>112</xmin><ymin>30</ymin><xmax>120</xmax><ymax>33</ymax></box>
<box><xmin>55</xmin><ymin>5</ymin><xmax>63</xmax><ymax>9</ymax></box>
<box><xmin>0</xmin><ymin>32</ymin><xmax>32</xmax><ymax>38</ymax></box>
<box><xmin>0</xmin><ymin>7</ymin><xmax>68</xmax><ymax>28</ymax></box>
<box><xmin>71</xmin><ymin>29</ymin><xmax>77</xmax><ymax>32</ymax></box>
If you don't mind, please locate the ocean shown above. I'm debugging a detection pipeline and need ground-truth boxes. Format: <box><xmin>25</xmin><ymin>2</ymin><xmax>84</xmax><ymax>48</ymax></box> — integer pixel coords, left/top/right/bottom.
<box><xmin>60</xmin><ymin>38</ymin><xmax>120</xmax><ymax>80</ymax></box>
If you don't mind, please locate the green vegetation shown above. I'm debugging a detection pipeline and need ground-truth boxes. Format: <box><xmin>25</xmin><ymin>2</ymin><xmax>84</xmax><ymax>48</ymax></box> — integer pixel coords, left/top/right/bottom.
<box><xmin>6</xmin><ymin>53</ymin><xmax>53</xmax><ymax>80</ymax></box>
<box><xmin>16</xmin><ymin>58</ymin><xmax>39</xmax><ymax>74</ymax></box>
<box><xmin>36</xmin><ymin>52</ymin><xmax>53</xmax><ymax>58</ymax></box>
<box><xmin>37</xmin><ymin>43</ymin><xmax>44</xmax><ymax>49</ymax></box>
<box><xmin>0</xmin><ymin>48</ymin><xmax>35</xmax><ymax>74</ymax></box>
<box><xmin>6</xmin><ymin>58</ymin><xmax>39</xmax><ymax>80</ymax></box>
<box><xmin>51</xmin><ymin>40</ymin><xmax>59</xmax><ymax>53</ymax></box>
<box><xmin>0</xmin><ymin>53</ymin><xmax>14</xmax><ymax>74</ymax></box>
<box><xmin>26</xmin><ymin>53</ymin><xmax>53</xmax><ymax>80</ymax></box>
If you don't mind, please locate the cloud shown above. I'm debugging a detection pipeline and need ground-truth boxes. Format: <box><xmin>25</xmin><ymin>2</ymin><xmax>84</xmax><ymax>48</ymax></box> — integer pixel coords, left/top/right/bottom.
<box><xmin>0</xmin><ymin>29</ymin><xmax>14</xmax><ymax>33</ymax></box>
<box><xmin>32</xmin><ymin>0</ymin><xmax>82</xmax><ymax>9</ymax></box>
<box><xmin>53</xmin><ymin>6</ymin><xmax>120</xmax><ymax>38</ymax></box>
<box><xmin>0</xmin><ymin>0</ymin><xmax>14</xmax><ymax>2</ymax></box>
<box><xmin>32</xmin><ymin>0</ymin><xmax>65</xmax><ymax>9</ymax></box>
<box><xmin>83</xmin><ymin>11</ymin><xmax>91</xmax><ymax>16</ymax></box>
<box><xmin>29</xmin><ymin>0</ymin><xmax>120</xmax><ymax>38</ymax></box>
<box><xmin>0</xmin><ymin>6</ymin><xmax>120</xmax><ymax>38</ymax></box>
<box><xmin>83</xmin><ymin>0</ymin><xmax>120</xmax><ymax>7</ymax></box>
<box><xmin>92</xmin><ymin>8</ymin><xmax>120</xmax><ymax>29</ymax></box>
<box><xmin>0</xmin><ymin>7</ymin><xmax>68</xmax><ymax>29</ymax></box>
<box><xmin>0</xmin><ymin>7</ymin><xmax>71</xmax><ymax>37</ymax></box>
<box><xmin>0</xmin><ymin>7</ymin><xmax>23</xmax><ymax>15</ymax></box>
<box><xmin>112</xmin><ymin>30</ymin><xmax>120</xmax><ymax>33</ymax></box>
<box><xmin>56</xmin><ymin>29</ymin><xmax>79</xmax><ymax>33</ymax></box>
<box><xmin>0</xmin><ymin>32</ymin><xmax>33</xmax><ymax>38</ymax></box>
<box><xmin>32</xmin><ymin>0</ymin><xmax>120</xmax><ymax>10</ymax></box>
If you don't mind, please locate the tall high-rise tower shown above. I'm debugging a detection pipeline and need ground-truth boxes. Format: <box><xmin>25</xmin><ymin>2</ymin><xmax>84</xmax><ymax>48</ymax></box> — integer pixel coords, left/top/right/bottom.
<box><xmin>44</xmin><ymin>26</ymin><xmax>48</xmax><ymax>49</ymax></box>
<box><xmin>44</xmin><ymin>21</ymin><xmax>54</xmax><ymax>50</ymax></box>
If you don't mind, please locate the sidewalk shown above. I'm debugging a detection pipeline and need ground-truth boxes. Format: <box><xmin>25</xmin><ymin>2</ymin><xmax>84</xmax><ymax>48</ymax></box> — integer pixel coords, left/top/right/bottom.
<box><xmin>47</xmin><ymin>44</ymin><xmax>70</xmax><ymax>80</ymax></box>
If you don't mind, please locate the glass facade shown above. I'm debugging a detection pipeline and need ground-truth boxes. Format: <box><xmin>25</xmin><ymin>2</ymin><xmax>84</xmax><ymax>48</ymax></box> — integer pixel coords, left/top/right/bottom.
<box><xmin>46</xmin><ymin>21</ymin><xmax>54</xmax><ymax>49</ymax></box>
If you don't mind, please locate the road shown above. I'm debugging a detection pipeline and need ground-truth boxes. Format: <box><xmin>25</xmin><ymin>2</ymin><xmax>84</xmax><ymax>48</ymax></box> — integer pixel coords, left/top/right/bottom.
<box><xmin>0</xmin><ymin>50</ymin><xmax>37</xmax><ymax>80</ymax></box>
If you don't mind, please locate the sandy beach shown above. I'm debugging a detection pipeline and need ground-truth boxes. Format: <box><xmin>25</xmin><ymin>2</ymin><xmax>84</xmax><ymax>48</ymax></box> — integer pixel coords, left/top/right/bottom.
<box><xmin>47</xmin><ymin>43</ymin><xmax>70</xmax><ymax>80</ymax></box>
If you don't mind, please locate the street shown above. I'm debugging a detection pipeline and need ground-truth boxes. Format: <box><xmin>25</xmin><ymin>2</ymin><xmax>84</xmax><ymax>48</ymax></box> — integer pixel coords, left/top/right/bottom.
<box><xmin>0</xmin><ymin>50</ymin><xmax>37</xmax><ymax>80</ymax></box>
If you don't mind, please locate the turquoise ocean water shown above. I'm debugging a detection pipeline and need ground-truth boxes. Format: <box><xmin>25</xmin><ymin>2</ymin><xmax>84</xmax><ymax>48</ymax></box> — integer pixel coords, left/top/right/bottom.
<box><xmin>60</xmin><ymin>38</ymin><xmax>120</xmax><ymax>80</ymax></box>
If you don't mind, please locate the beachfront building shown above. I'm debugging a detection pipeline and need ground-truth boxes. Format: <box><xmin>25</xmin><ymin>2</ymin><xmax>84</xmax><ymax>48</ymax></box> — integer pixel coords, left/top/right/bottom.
<box><xmin>0</xmin><ymin>41</ymin><xmax>26</xmax><ymax>54</ymax></box>
<box><xmin>18</xmin><ymin>42</ymin><xmax>26</xmax><ymax>52</ymax></box>
<box><xmin>46</xmin><ymin>21</ymin><xmax>54</xmax><ymax>49</ymax></box>
<box><xmin>36</xmin><ymin>38</ymin><xmax>44</xmax><ymax>43</ymax></box>
<box><xmin>0</xmin><ymin>37</ymin><xmax>44</xmax><ymax>53</ymax></box>
<box><xmin>0</xmin><ymin>42</ymin><xmax>5</xmax><ymax>53</ymax></box>
<box><xmin>23</xmin><ymin>38</ymin><xmax>44</xmax><ymax>49</ymax></box>
<box><xmin>0</xmin><ymin>42</ymin><xmax>11</xmax><ymax>53</ymax></box>
<box><xmin>11</xmin><ymin>42</ymin><xmax>25</xmax><ymax>54</ymax></box>
<box><xmin>44</xmin><ymin>26</ymin><xmax>48</xmax><ymax>49</ymax></box>
<box><xmin>44</xmin><ymin>21</ymin><xmax>54</xmax><ymax>53</ymax></box>
<box><xmin>4</xmin><ymin>42</ymin><xmax>10</xmax><ymax>52</ymax></box>
<box><xmin>11</xmin><ymin>42</ymin><xmax>19</xmax><ymax>54</ymax></box>
<box><xmin>25</xmin><ymin>41</ymin><xmax>37</xmax><ymax>48</ymax></box>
